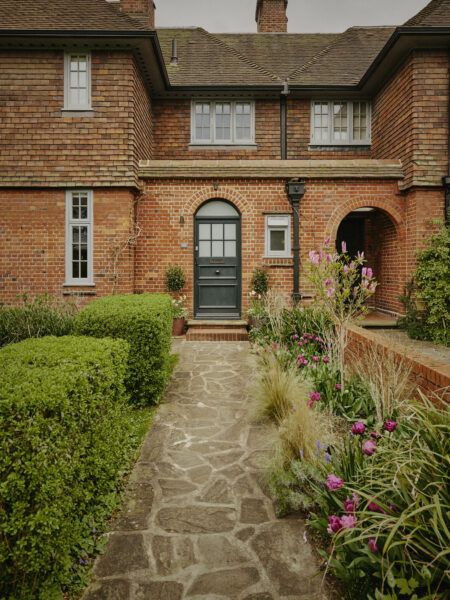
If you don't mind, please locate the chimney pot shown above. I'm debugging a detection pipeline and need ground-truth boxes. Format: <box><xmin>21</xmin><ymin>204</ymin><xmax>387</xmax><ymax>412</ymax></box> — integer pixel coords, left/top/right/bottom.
<box><xmin>256</xmin><ymin>0</ymin><xmax>288</xmax><ymax>33</ymax></box>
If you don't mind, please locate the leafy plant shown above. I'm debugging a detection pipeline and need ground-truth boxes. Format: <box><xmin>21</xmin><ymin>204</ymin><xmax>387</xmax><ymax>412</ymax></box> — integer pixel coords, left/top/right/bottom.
<box><xmin>397</xmin><ymin>279</ymin><xmax>429</xmax><ymax>341</ymax></box>
<box><xmin>165</xmin><ymin>265</ymin><xmax>187</xmax><ymax>293</ymax></box>
<box><xmin>0</xmin><ymin>293</ymin><xmax>77</xmax><ymax>347</ymax></box>
<box><xmin>413</xmin><ymin>223</ymin><xmax>450</xmax><ymax>346</ymax></box>
<box><xmin>171</xmin><ymin>294</ymin><xmax>188</xmax><ymax>319</ymax></box>
<box><xmin>251</xmin><ymin>266</ymin><xmax>270</xmax><ymax>296</ymax></box>
<box><xmin>74</xmin><ymin>293</ymin><xmax>173</xmax><ymax>406</ymax></box>
<box><xmin>308</xmin><ymin>238</ymin><xmax>377</xmax><ymax>390</ymax></box>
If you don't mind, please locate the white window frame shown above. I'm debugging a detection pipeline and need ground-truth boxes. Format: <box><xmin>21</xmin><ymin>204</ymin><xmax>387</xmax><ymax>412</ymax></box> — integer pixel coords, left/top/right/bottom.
<box><xmin>191</xmin><ymin>100</ymin><xmax>255</xmax><ymax>145</ymax></box>
<box><xmin>265</xmin><ymin>215</ymin><xmax>291</xmax><ymax>258</ymax></box>
<box><xmin>64</xmin><ymin>52</ymin><xmax>92</xmax><ymax>111</ymax></box>
<box><xmin>65</xmin><ymin>190</ymin><xmax>94</xmax><ymax>286</ymax></box>
<box><xmin>310</xmin><ymin>100</ymin><xmax>371</xmax><ymax>145</ymax></box>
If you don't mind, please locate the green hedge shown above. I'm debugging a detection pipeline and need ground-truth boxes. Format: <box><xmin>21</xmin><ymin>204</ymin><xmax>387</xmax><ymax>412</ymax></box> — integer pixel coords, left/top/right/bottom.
<box><xmin>74</xmin><ymin>293</ymin><xmax>173</xmax><ymax>405</ymax></box>
<box><xmin>0</xmin><ymin>335</ymin><xmax>135</xmax><ymax>600</ymax></box>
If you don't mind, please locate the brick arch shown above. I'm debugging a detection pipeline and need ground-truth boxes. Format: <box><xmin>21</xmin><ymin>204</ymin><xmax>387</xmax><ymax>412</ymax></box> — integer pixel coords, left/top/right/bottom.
<box><xmin>326</xmin><ymin>197</ymin><xmax>404</xmax><ymax>240</ymax></box>
<box><xmin>182</xmin><ymin>186</ymin><xmax>252</xmax><ymax>217</ymax></box>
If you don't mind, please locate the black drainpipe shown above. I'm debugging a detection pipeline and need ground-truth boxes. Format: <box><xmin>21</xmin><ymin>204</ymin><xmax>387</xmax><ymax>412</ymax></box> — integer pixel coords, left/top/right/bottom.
<box><xmin>280</xmin><ymin>81</ymin><xmax>289</xmax><ymax>159</ymax></box>
<box><xmin>444</xmin><ymin>54</ymin><xmax>450</xmax><ymax>225</ymax></box>
<box><xmin>286</xmin><ymin>180</ymin><xmax>305</xmax><ymax>304</ymax></box>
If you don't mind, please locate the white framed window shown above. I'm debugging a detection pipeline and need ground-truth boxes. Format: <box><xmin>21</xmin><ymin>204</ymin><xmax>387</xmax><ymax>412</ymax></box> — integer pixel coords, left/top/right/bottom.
<box><xmin>310</xmin><ymin>101</ymin><xmax>371</xmax><ymax>145</ymax></box>
<box><xmin>65</xmin><ymin>190</ymin><xmax>94</xmax><ymax>285</ymax></box>
<box><xmin>265</xmin><ymin>215</ymin><xmax>291</xmax><ymax>258</ymax></box>
<box><xmin>64</xmin><ymin>53</ymin><xmax>91</xmax><ymax>110</ymax></box>
<box><xmin>191</xmin><ymin>100</ymin><xmax>255</xmax><ymax>145</ymax></box>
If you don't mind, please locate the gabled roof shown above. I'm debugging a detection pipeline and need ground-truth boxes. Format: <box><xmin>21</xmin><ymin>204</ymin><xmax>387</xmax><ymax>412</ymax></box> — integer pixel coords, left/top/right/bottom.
<box><xmin>157</xmin><ymin>26</ymin><xmax>395</xmax><ymax>87</ymax></box>
<box><xmin>0</xmin><ymin>0</ymin><xmax>146</xmax><ymax>31</ymax></box>
<box><xmin>404</xmin><ymin>0</ymin><xmax>450</xmax><ymax>26</ymax></box>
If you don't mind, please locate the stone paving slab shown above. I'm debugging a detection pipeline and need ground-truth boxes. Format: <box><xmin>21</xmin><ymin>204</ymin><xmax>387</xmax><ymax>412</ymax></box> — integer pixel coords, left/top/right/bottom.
<box><xmin>83</xmin><ymin>341</ymin><xmax>329</xmax><ymax>600</ymax></box>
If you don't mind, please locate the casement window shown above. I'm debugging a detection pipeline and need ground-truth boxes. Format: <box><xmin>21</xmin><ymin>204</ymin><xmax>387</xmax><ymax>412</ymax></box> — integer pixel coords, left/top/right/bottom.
<box><xmin>64</xmin><ymin>53</ymin><xmax>91</xmax><ymax>110</ymax></box>
<box><xmin>65</xmin><ymin>190</ymin><xmax>94</xmax><ymax>285</ymax></box>
<box><xmin>191</xmin><ymin>101</ymin><xmax>255</xmax><ymax>145</ymax></box>
<box><xmin>310</xmin><ymin>101</ymin><xmax>371</xmax><ymax>145</ymax></box>
<box><xmin>265</xmin><ymin>215</ymin><xmax>291</xmax><ymax>258</ymax></box>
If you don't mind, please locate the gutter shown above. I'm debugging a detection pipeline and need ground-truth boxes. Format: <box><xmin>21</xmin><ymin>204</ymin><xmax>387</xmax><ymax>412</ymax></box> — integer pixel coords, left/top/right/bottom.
<box><xmin>280</xmin><ymin>81</ymin><xmax>289</xmax><ymax>160</ymax></box>
<box><xmin>444</xmin><ymin>48</ymin><xmax>450</xmax><ymax>225</ymax></box>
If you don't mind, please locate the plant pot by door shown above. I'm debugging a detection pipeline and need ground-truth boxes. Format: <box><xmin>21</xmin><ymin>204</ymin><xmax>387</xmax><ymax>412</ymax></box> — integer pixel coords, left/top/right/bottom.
<box><xmin>172</xmin><ymin>317</ymin><xmax>185</xmax><ymax>337</ymax></box>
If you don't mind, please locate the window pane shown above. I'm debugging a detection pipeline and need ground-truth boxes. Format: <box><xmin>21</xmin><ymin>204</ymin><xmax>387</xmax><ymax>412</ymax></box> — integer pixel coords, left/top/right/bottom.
<box><xmin>312</xmin><ymin>102</ymin><xmax>329</xmax><ymax>142</ymax></box>
<box><xmin>215</xmin><ymin>103</ymin><xmax>231</xmax><ymax>141</ymax></box>
<box><xmin>333</xmin><ymin>102</ymin><xmax>348</xmax><ymax>141</ymax></box>
<box><xmin>80</xmin><ymin>227</ymin><xmax>88</xmax><ymax>244</ymax></box>
<box><xmin>80</xmin><ymin>245</ymin><xmax>87</xmax><ymax>261</ymax></box>
<box><xmin>270</xmin><ymin>229</ymin><xmax>285</xmax><ymax>252</ymax></box>
<box><xmin>80</xmin><ymin>261</ymin><xmax>88</xmax><ymax>278</ymax></box>
<box><xmin>72</xmin><ymin>261</ymin><xmax>79</xmax><ymax>278</ymax></box>
<box><xmin>224</xmin><ymin>223</ymin><xmax>236</xmax><ymax>240</ymax></box>
<box><xmin>235</xmin><ymin>103</ymin><xmax>251</xmax><ymax>140</ymax></box>
<box><xmin>224</xmin><ymin>241</ymin><xmax>236</xmax><ymax>257</ymax></box>
<box><xmin>212</xmin><ymin>223</ymin><xmax>223</xmax><ymax>240</ymax></box>
<box><xmin>211</xmin><ymin>241</ymin><xmax>223</xmax><ymax>257</ymax></box>
<box><xmin>80</xmin><ymin>206</ymin><xmax>88</xmax><ymax>219</ymax></box>
<box><xmin>195</xmin><ymin>103</ymin><xmax>210</xmax><ymax>140</ymax></box>
<box><xmin>199</xmin><ymin>241</ymin><xmax>210</xmax><ymax>257</ymax></box>
<box><xmin>199</xmin><ymin>223</ymin><xmax>210</xmax><ymax>240</ymax></box>
<box><xmin>72</xmin><ymin>227</ymin><xmax>79</xmax><ymax>243</ymax></box>
<box><xmin>353</xmin><ymin>102</ymin><xmax>368</xmax><ymax>141</ymax></box>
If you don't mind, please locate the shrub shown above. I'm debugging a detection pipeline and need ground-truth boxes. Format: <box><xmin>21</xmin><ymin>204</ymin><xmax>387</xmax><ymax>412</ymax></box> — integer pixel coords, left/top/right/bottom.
<box><xmin>0</xmin><ymin>293</ymin><xmax>77</xmax><ymax>347</ymax></box>
<box><xmin>0</xmin><ymin>335</ymin><xmax>138</xmax><ymax>599</ymax></box>
<box><xmin>165</xmin><ymin>265</ymin><xmax>187</xmax><ymax>293</ymax></box>
<box><xmin>413</xmin><ymin>223</ymin><xmax>450</xmax><ymax>346</ymax></box>
<box><xmin>74</xmin><ymin>293</ymin><xmax>172</xmax><ymax>406</ymax></box>
<box><xmin>251</xmin><ymin>266</ymin><xmax>270</xmax><ymax>296</ymax></box>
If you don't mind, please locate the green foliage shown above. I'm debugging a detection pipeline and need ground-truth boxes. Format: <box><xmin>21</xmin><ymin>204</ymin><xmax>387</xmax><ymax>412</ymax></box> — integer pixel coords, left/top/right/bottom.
<box><xmin>251</xmin><ymin>266</ymin><xmax>270</xmax><ymax>296</ymax></box>
<box><xmin>165</xmin><ymin>265</ymin><xmax>187</xmax><ymax>293</ymax></box>
<box><xmin>269</xmin><ymin>459</ymin><xmax>325</xmax><ymax>516</ymax></box>
<box><xmin>309</xmin><ymin>396</ymin><xmax>450</xmax><ymax>599</ymax></box>
<box><xmin>397</xmin><ymin>279</ymin><xmax>430</xmax><ymax>341</ymax></box>
<box><xmin>414</xmin><ymin>224</ymin><xmax>450</xmax><ymax>346</ymax></box>
<box><xmin>0</xmin><ymin>293</ymin><xmax>77</xmax><ymax>347</ymax></box>
<box><xmin>74</xmin><ymin>294</ymin><xmax>173</xmax><ymax>406</ymax></box>
<box><xmin>0</xmin><ymin>335</ymin><xmax>145</xmax><ymax>599</ymax></box>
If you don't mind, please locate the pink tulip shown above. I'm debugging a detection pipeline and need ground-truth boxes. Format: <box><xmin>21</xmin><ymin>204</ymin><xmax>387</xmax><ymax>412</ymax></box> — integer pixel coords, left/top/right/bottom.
<box><xmin>309</xmin><ymin>250</ymin><xmax>319</xmax><ymax>265</ymax></box>
<box><xmin>327</xmin><ymin>515</ymin><xmax>342</xmax><ymax>534</ymax></box>
<box><xmin>344</xmin><ymin>496</ymin><xmax>356</xmax><ymax>514</ymax></box>
<box><xmin>340</xmin><ymin>515</ymin><xmax>357</xmax><ymax>529</ymax></box>
<box><xmin>384</xmin><ymin>419</ymin><xmax>398</xmax><ymax>433</ymax></box>
<box><xmin>369</xmin><ymin>538</ymin><xmax>379</xmax><ymax>552</ymax></box>
<box><xmin>367</xmin><ymin>267</ymin><xmax>373</xmax><ymax>278</ymax></box>
<box><xmin>326</xmin><ymin>474</ymin><xmax>344</xmax><ymax>490</ymax></box>
<box><xmin>307</xmin><ymin>399</ymin><xmax>314</xmax><ymax>408</ymax></box>
<box><xmin>341</xmin><ymin>241</ymin><xmax>347</xmax><ymax>253</ymax></box>
<box><xmin>313</xmin><ymin>356</ymin><xmax>320</xmax><ymax>362</ymax></box>
<box><xmin>362</xmin><ymin>267</ymin><xmax>367</xmax><ymax>277</ymax></box>
<box><xmin>368</xmin><ymin>501</ymin><xmax>386</xmax><ymax>514</ymax></box>
<box><xmin>351</xmin><ymin>422</ymin><xmax>365</xmax><ymax>435</ymax></box>
<box><xmin>324</xmin><ymin>237</ymin><xmax>330</xmax><ymax>245</ymax></box>
<box><xmin>335</xmin><ymin>383</ymin><xmax>342</xmax><ymax>390</ymax></box>
<box><xmin>323</xmin><ymin>356</ymin><xmax>329</xmax><ymax>363</ymax></box>
<box><xmin>343</xmin><ymin>265</ymin><xmax>349</xmax><ymax>274</ymax></box>
<box><xmin>363</xmin><ymin>440</ymin><xmax>376</xmax><ymax>455</ymax></box>
<box><xmin>327</xmin><ymin>287</ymin><xmax>335</xmax><ymax>297</ymax></box>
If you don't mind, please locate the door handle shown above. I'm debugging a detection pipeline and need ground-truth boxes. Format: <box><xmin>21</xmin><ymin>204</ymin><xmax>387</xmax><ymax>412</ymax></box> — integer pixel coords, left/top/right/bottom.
<box><xmin>215</xmin><ymin>270</ymin><xmax>220</xmax><ymax>274</ymax></box>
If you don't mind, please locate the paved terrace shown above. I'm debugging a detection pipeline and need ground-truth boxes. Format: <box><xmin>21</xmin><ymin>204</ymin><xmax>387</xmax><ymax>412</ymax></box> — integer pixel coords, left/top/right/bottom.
<box><xmin>83</xmin><ymin>340</ymin><xmax>328</xmax><ymax>600</ymax></box>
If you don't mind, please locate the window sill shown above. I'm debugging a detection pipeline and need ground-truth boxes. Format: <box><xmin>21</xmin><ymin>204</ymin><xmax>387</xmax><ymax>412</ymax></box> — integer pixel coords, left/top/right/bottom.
<box><xmin>61</xmin><ymin>109</ymin><xmax>94</xmax><ymax>117</ymax></box>
<box><xmin>63</xmin><ymin>283</ymin><xmax>96</xmax><ymax>287</ymax></box>
<box><xmin>308</xmin><ymin>144</ymin><xmax>371</xmax><ymax>151</ymax></box>
<box><xmin>189</xmin><ymin>144</ymin><xmax>257</xmax><ymax>151</ymax></box>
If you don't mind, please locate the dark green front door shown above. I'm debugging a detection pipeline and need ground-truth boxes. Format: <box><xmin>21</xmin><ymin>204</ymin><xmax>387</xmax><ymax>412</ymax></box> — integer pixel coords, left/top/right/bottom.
<box><xmin>194</xmin><ymin>216</ymin><xmax>241</xmax><ymax>318</ymax></box>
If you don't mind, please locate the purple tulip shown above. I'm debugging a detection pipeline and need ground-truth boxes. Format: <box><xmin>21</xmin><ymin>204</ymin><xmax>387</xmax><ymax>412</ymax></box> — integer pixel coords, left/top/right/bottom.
<box><xmin>363</xmin><ymin>440</ymin><xmax>376</xmax><ymax>455</ymax></box>
<box><xmin>351</xmin><ymin>421</ymin><xmax>365</xmax><ymax>435</ymax></box>
<box><xmin>384</xmin><ymin>419</ymin><xmax>398</xmax><ymax>433</ymax></box>
<box><xmin>326</xmin><ymin>474</ymin><xmax>344</xmax><ymax>490</ymax></box>
<box><xmin>340</xmin><ymin>515</ymin><xmax>357</xmax><ymax>530</ymax></box>
<box><xmin>369</xmin><ymin>538</ymin><xmax>379</xmax><ymax>552</ymax></box>
<box><xmin>327</xmin><ymin>515</ymin><xmax>342</xmax><ymax>534</ymax></box>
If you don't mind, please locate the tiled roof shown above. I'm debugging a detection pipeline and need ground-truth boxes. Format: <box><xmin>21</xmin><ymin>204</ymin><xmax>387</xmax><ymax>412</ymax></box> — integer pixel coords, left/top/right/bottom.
<box><xmin>0</xmin><ymin>0</ymin><xmax>146</xmax><ymax>31</ymax></box>
<box><xmin>157</xmin><ymin>26</ymin><xmax>394</xmax><ymax>87</ymax></box>
<box><xmin>404</xmin><ymin>0</ymin><xmax>450</xmax><ymax>26</ymax></box>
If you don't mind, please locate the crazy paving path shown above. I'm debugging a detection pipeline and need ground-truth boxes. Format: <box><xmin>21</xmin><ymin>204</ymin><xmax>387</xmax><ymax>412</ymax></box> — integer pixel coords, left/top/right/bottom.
<box><xmin>84</xmin><ymin>341</ymin><xmax>328</xmax><ymax>600</ymax></box>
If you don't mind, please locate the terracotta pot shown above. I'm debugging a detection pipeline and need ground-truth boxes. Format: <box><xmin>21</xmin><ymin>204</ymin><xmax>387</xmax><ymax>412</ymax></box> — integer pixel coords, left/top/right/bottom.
<box><xmin>172</xmin><ymin>317</ymin><xmax>185</xmax><ymax>336</ymax></box>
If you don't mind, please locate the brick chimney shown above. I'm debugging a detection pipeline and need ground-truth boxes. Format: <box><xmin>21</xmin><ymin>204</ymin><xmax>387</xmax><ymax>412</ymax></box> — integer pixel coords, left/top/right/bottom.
<box><xmin>256</xmin><ymin>0</ymin><xmax>288</xmax><ymax>33</ymax></box>
<box><xmin>116</xmin><ymin>0</ymin><xmax>155</xmax><ymax>29</ymax></box>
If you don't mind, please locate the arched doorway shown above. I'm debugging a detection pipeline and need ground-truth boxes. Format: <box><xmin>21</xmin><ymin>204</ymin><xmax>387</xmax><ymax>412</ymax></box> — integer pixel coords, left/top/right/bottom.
<box><xmin>194</xmin><ymin>199</ymin><xmax>241</xmax><ymax>319</ymax></box>
<box><xmin>336</xmin><ymin>207</ymin><xmax>402</xmax><ymax>313</ymax></box>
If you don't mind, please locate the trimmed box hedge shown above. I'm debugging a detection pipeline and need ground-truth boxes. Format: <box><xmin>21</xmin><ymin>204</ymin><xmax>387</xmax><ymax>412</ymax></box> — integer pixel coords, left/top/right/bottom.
<box><xmin>74</xmin><ymin>293</ymin><xmax>173</xmax><ymax>405</ymax></box>
<box><xmin>0</xmin><ymin>335</ymin><xmax>134</xmax><ymax>599</ymax></box>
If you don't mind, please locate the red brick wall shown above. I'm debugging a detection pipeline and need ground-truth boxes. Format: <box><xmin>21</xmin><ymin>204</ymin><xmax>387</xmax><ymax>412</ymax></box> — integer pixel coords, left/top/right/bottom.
<box><xmin>0</xmin><ymin>51</ymin><xmax>150</xmax><ymax>188</ymax></box>
<box><xmin>256</xmin><ymin>0</ymin><xmax>288</xmax><ymax>33</ymax></box>
<box><xmin>133</xmin><ymin>60</ymin><xmax>154</xmax><ymax>167</ymax></box>
<box><xmin>119</xmin><ymin>0</ymin><xmax>155</xmax><ymax>28</ymax></box>
<box><xmin>0</xmin><ymin>189</ymin><xmax>135</xmax><ymax>305</ymax></box>
<box><xmin>372</xmin><ymin>49</ymin><xmax>449</xmax><ymax>189</ymax></box>
<box><xmin>135</xmin><ymin>178</ymin><xmax>406</xmax><ymax>317</ymax></box>
<box><xmin>347</xmin><ymin>325</ymin><xmax>450</xmax><ymax>404</ymax></box>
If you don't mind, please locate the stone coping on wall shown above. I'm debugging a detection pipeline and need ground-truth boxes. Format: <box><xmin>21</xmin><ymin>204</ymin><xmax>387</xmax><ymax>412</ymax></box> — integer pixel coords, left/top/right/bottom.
<box><xmin>347</xmin><ymin>325</ymin><xmax>450</xmax><ymax>403</ymax></box>
<box><xmin>138</xmin><ymin>159</ymin><xmax>404</xmax><ymax>180</ymax></box>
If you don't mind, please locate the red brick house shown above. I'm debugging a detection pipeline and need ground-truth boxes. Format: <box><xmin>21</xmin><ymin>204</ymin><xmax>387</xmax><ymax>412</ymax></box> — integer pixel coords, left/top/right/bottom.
<box><xmin>0</xmin><ymin>0</ymin><xmax>449</xmax><ymax>319</ymax></box>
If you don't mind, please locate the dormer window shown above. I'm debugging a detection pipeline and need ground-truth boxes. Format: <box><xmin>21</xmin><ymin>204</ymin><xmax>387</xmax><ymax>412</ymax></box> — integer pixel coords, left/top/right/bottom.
<box><xmin>64</xmin><ymin>52</ymin><xmax>91</xmax><ymax>111</ymax></box>
<box><xmin>310</xmin><ymin>101</ymin><xmax>371</xmax><ymax>145</ymax></box>
<box><xmin>191</xmin><ymin>101</ymin><xmax>255</xmax><ymax>145</ymax></box>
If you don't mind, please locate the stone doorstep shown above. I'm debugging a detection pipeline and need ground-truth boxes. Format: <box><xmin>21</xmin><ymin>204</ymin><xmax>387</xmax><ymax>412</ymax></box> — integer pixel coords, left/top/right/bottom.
<box><xmin>186</xmin><ymin>327</ymin><xmax>249</xmax><ymax>341</ymax></box>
